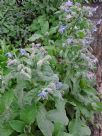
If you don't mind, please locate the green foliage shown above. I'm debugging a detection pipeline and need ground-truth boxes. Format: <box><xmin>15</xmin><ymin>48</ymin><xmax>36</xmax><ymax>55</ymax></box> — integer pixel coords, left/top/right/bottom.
<box><xmin>0</xmin><ymin>45</ymin><xmax>62</xmax><ymax>135</ymax></box>
<box><xmin>0</xmin><ymin>0</ymin><xmax>64</xmax><ymax>46</ymax></box>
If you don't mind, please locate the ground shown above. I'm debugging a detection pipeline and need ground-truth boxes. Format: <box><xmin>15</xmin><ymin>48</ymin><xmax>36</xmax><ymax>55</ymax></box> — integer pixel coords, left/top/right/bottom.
<box><xmin>89</xmin><ymin>3</ymin><xmax>102</xmax><ymax>136</ymax></box>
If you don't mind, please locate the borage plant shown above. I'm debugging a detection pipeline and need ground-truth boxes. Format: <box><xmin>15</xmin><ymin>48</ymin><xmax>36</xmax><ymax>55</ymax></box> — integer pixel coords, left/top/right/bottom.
<box><xmin>51</xmin><ymin>1</ymin><xmax>102</xmax><ymax>136</ymax></box>
<box><xmin>0</xmin><ymin>1</ymin><xmax>102</xmax><ymax>136</ymax></box>
<box><xmin>0</xmin><ymin>44</ymin><xmax>101</xmax><ymax>136</ymax></box>
<box><xmin>0</xmin><ymin>44</ymin><xmax>69</xmax><ymax>136</ymax></box>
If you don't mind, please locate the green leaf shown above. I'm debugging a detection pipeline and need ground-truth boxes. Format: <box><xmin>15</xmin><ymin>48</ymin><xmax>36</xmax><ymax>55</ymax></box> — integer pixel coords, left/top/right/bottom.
<box><xmin>47</xmin><ymin>99</ymin><xmax>68</xmax><ymax>126</ymax></box>
<box><xmin>3</xmin><ymin>90</ymin><xmax>14</xmax><ymax>110</ymax></box>
<box><xmin>54</xmin><ymin>122</ymin><xmax>72</xmax><ymax>136</ymax></box>
<box><xmin>53</xmin><ymin>123</ymin><xmax>65</xmax><ymax>136</ymax></box>
<box><xmin>0</xmin><ymin>125</ymin><xmax>13</xmax><ymax>136</ymax></box>
<box><xmin>49</xmin><ymin>26</ymin><xmax>58</xmax><ymax>35</ymax></box>
<box><xmin>92</xmin><ymin>102</ymin><xmax>102</xmax><ymax>111</ymax></box>
<box><xmin>20</xmin><ymin>104</ymin><xmax>37</xmax><ymax>124</ymax></box>
<box><xmin>41</xmin><ymin>21</ymin><xmax>49</xmax><ymax>34</ymax></box>
<box><xmin>47</xmin><ymin>110</ymin><xmax>68</xmax><ymax>126</ymax></box>
<box><xmin>9</xmin><ymin>120</ymin><xmax>25</xmax><ymax>132</ymax></box>
<box><xmin>30</xmin><ymin>20</ymin><xmax>40</xmax><ymax>32</ymax></box>
<box><xmin>63</xmin><ymin>133</ymin><xmax>73</xmax><ymax>136</ymax></box>
<box><xmin>29</xmin><ymin>34</ymin><xmax>43</xmax><ymax>41</ymax></box>
<box><xmin>36</xmin><ymin>104</ymin><xmax>54</xmax><ymax>136</ymax></box>
<box><xmin>76</xmin><ymin>30</ymin><xmax>85</xmax><ymax>39</ymax></box>
<box><xmin>80</xmin><ymin>125</ymin><xmax>91</xmax><ymax>136</ymax></box>
<box><xmin>0</xmin><ymin>98</ymin><xmax>5</xmax><ymax>114</ymax></box>
<box><xmin>15</xmin><ymin>80</ymin><xmax>26</xmax><ymax>107</ymax></box>
<box><xmin>18</xmin><ymin>134</ymin><xmax>27</xmax><ymax>136</ymax></box>
<box><xmin>38</xmin><ymin>15</ymin><xmax>46</xmax><ymax>26</ymax></box>
<box><xmin>0</xmin><ymin>90</ymin><xmax>14</xmax><ymax>113</ymax></box>
<box><xmin>68</xmin><ymin>118</ymin><xmax>91</xmax><ymax>136</ymax></box>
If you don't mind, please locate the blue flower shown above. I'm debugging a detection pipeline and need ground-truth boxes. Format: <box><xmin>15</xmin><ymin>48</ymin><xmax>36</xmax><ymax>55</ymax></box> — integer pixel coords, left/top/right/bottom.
<box><xmin>67</xmin><ymin>38</ymin><xmax>73</xmax><ymax>45</ymax></box>
<box><xmin>38</xmin><ymin>91</ymin><xmax>48</xmax><ymax>99</ymax></box>
<box><xmin>55</xmin><ymin>82</ymin><xmax>63</xmax><ymax>90</ymax></box>
<box><xmin>92</xmin><ymin>28</ymin><xmax>97</xmax><ymax>33</ymax></box>
<box><xmin>96</xmin><ymin>19</ymin><xmax>102</xmax><ymax>25</ymax></box>
<box><xmin>20</xmin><ymin>48</ymin><xmax>27</xmax><ymax>55</ymax></box>
<box><xmin>59</xmin><ymin>25</ymin><xmax>67</xmax><ymax>34</ymax></box>
<box><xmin>7</xmin><ymin>59</ymin><xmax>17</xmax><ymax>66</ymax></box>
<box><xmin>5</xmin><ymin>52</ymin><xmax>13</xmax><ymax>58</ymax></box>
<box><xmin>65</xmin><ymin>0</ymin><xmax>73</xmax><ymax>7</ymax></box>
<box><xmin>64</xmin><ymin>9</ymin><xmax>70</xmax><ymax>13</ymax></box>
<box><xmin>92</xmin><ymin>6</ymin><xmax>98</xmax><ymax>12</ymax></box>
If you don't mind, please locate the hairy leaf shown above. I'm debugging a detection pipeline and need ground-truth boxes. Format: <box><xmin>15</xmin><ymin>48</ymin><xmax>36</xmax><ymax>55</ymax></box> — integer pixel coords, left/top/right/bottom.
<box><xmin>36</xmin><ymin>104</ymin><xmax>54</xmax><ymax>136</ymax></box>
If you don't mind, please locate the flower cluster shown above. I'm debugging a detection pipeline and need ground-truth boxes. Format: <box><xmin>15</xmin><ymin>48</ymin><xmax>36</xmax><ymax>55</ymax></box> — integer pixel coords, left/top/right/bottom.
<box><xmin>60</xmin><ymin>0</ymin><xmax>73</xmax><ymax>12</ymax></box>
<box><xmin>38</xmin><ymin>81</ymin><xmax>63</xmax><ymax>100</ymax></box>
<box><xmin>6</xmin><ymin>49</ymin><xmax>27</xmax><ymax>66</ymax></box>
<box><xmin>58</xmin><ymin>1</ymin><xmax>99</xmax><ymax>48</ymax></box>
<box><xmin>59</xmin><ymin>25</ymin><xmax>67</xmax><ymax>34</ymax></box>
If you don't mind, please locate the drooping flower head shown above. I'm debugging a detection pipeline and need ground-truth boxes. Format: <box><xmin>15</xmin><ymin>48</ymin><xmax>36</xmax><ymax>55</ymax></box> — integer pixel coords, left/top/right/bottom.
<box><xmin>75</xmin><ymin>2</ymin><xmax>81</xmax><ymax>7</ymax></box>
<box><xmin>55</xmin><ymin>82</ymin><xmax>63</xmax><ymax>90</ymax></box>
<box><xmin>65</xmin><ymin>0</ymin><xmax>73</xmax><ymax>7</ymax></box>
<box><xmin>59</xmin><ymin>25</ymin><xmax>67</xmax><ymax>34</ymax></box>
<box><xmin>96</xmin><ymin>19</ymin><xmax>102</xmax><ymax>25</ymax></box>
<box><xmin>67</xmin><ymin>37</ymin><xmax>73</xmax><ymax>45</ymax></box>
<box><xmin>92</xmin><ymin>27</ymin><xmax>97</xmax><ymax>33</ymax></box>
<box><xmin>38</xmin><ymin>91</ymin><xmax>48</xmax><ymax>100</ymax></box>
<box><xmin>92</xmin><ymin>6</ymin><xmax>98</xmax><ymax>12</ymax></box>
<box><xmin>20</xmin><ymin>48</ymin><xmax>27</xmax><ymax>55</ymax></box>
<box><xmin>60</xmin><ymin>0</ymin><xmax>73</xmax><ymax>13</ymax></box>
<box><xmin>5</xmin><ymin>52</ymin><xmax>13</xmax><ymax>58</ymax></box>
<box><xmin>87</xmin><ymin>71</ymin><xmax>95</xmax><ymax>80</ymax></box>
<box><xmin>7</xmin><ymin>59</ymin><xmax>17</xmax><ymax>66</ymax></box>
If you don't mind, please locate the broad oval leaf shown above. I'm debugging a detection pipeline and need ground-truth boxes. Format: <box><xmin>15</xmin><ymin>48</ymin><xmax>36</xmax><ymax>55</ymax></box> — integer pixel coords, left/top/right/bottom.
<box><xmin>20</xmin><ymin>104</ymin><xmax>37</xmax><ymax>124</ymax></box>
<box><xmin>36</xmin><ymin>104</ymin><xmax>54</xmax><ymax>136</ymax></box>
<box><xmin>9</xmin><ymin>120</ymin><xmax>25</xmax><ymax>133</ymax></box>
<box><xmin>47</xmin><ymin>99</ymin><xmax>68</xmax><ymax>126</ymax></box>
